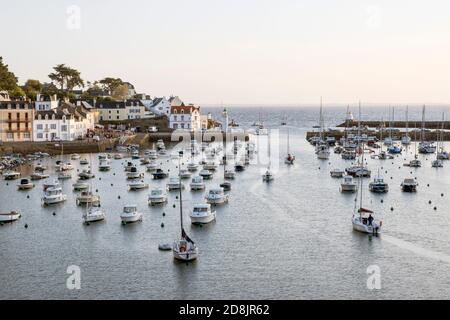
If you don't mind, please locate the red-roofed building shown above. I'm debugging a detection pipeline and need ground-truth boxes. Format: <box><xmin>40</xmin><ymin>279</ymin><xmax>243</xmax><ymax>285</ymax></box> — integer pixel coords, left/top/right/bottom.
<box><xmin>169</xmin><ymin>104</ymin><xmax>201</xmax><ymax>131</ymax></box>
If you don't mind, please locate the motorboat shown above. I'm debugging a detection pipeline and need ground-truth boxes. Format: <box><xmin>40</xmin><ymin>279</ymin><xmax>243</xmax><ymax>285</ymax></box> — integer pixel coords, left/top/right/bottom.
<box><xmin>316</xmin><ymin>144</ymin><xmax>330</xmax><ymax>160</ymax></box>
<box><xmin>369</xmin><ymin>175</ymin><xmax>389</xmax><ymax>193</ymax></box>
<box><xmin>30</xmin><ymin>172</ymin><xmax>49</xmax><ymax>180</ymax></box>
<box><xmin>17</xmin><ymin>178</ymin><xmax>34</xmax><ymax>190</ymax></box>
<box><xmin>120</xmin><ymin>205</ymin><xmax>143</xmax><ymax>225</ymax></box>
<box><xmin>285</xmin><ymin>154</ymin><xmax>295</xmax><ymax>165</ymax></box>
<box><xmin>98</xmin><ymin>160</ymin><xmax>111</xmax><ymax>171</ymax></box>
<box><xmin>43</xmin><ymin>179</ymin><xmax>60</xmax><ymax>191</ymax></box>
<box><xmin>341</xmin><ymin>150</ymin><xmax>356</xmax><ymax>160</ymax></box>
<box><xmin>140</xmin><ymin>157</ymin><xmax>150</xmax><ymax>165</ymax></box>
<box><xmin>220</xmin><ymin>181</ymin><xmax>232</xmax><ymax>191</ymax></box>
<box><xmin>128</xmin><ymin>181</ymin><xmax>149</xmax><ymax>190</ymax></box>
<box><xmin>341</xmin><ymin>175</ymin><xmax>357</xmax><ymax>192</ymax></box>
<box><xmin>78</xmin><ymin>169</ymin><xmax>95</xmax><ymax>180</ymax></box>
<box><xmin>205</xmin><ymin>188</ymin><xmax>229</xmax><ymax>205</ymax></box>
<box><xmin>152</xmin><ymin>169</ymin><xmax>168</xmax><ymax>179</ymax></box>
<box><xmin>352</xmin><ymin>208</ymin><xmax>382</xmax><ymax>235</ymax></box>
<box><xmin>79</xmin><ymin>158</ymin><xmax>89</xmax><ymax>165</ymax></box>
<box><xmin>387</xmin><ymin>145</ymin><xmax>402</xmax><ymax>154</ymax></box>
<box><xmin>432</xmin><ymin>159</ymin><xmax>443</xmax><ymax>168</ymax></box>
<box><xmin>345</xmin><ymin>166</ymin><xmax>371</xmax><ymax>178</ymax></box>
<box><xmin>234</xmin><ymin>162</ymin><xmax>245</xmax><ymax>172</ymax></box>
<box><xmin>71</xmin><ymin>154</ymin><xmax>81</xmax><ymax>160</ymax></box>
<box><xmin>34</xmin><ymin>164</ymin><xmax>47</xmax><ymax>172</ymax></box>
<box><xmin>190</xmin><ymin>203</ymin><xmax>216</xmax><ymax>225</ymax></box>
<box><xmin>146</xmin><ymin>161</ymin><xmax>160</xmax><ymax>172</ymax></box>
<box><xmin>82</xmin><ymin>204</ymin><xmax>106</xmax><ymax>224</ymax></box>
<box><xmin>187</xmin><ymin>161</ymin><xmax>199</xmax><ymax>171</ymax></box>
<box><xmin>42</xmin><ymin>187</ymin><xmax>67</xmax><ymax>205</ymax></box>
<box><xmin>190</xmin><ymin>176</ymin><xmax>205</xmax><ymax>190</ymax></box>
<box><xmin>72</xmin><ymin>180</ymin><xmax>89</xmax><ymax>191</ymax></box>
<box><xmin>57</xmin><ymin>171</ymin><xmax>72</xmax><ymax>180</ymax></box>
<box><xmin>203</xmin><ymin>162</ymin><xmax>217</xmax><ymax>171</ymax></box>
<box><xmin>59</xmin><ymin>163</ymin><xmax>74</xmax><ymax>171</ymax></box>
<box><xmin>262</xmin><ymin>169</ymin><xmax>274</xmax><ymax>182</ymax></box>
<box><xmin>148</xmin><ymin>189</ymin><xmax>168</xmax><ymax>205</ymax></box>
<box><xmin>158</xmin><ymin>147</ymin><xmax>167</xmax><ymax>156</ymax></box>
<box><xmin>113</xmin><ymin>153</ymin><xmax>124</xmax><ymax>160</ymax></box>
<box><xmin>406</xmin><ymin>159</ymin><xmax>422</xmax><ymax>167</ymax></box>
<box><xmin>3</xmin><ymin>171</ymin><xmax>20</xmax><ymax>180</ymax></box>
<box><xmin>437</xmin><ymin>151</ymin><xmax>450</xmax><ymax>160</ymax></box>
<box><xmin>146</xmin><ymin>150</ymin><xmax>158</xmax><ymax>160</ymax></box>
<box><xmin>76</xmin><ymin>191</ymin><xmax>100</xmax><ymax>205</ymax></box>
<box><xmin>401</xmin><ymin>135</ymin><xmax>411</xmax><ymax>145</ymax></box>
<box><xmin>418</xmin><ymin>142</ymin><xmax>436</xmax><ymax>154</ymax></box>
<box><xmin>199</xmin><ymin>169</ymin><xmax>213</xmax><ymax>180</ymax></box>
<box><xmin>126</xmin><ymin>167</ymin><xmax>144</xmax><ymax>179</ymax></box>
<box><xmin>224</xmin><ymin>169</ymin><xmax>235</xmax><ymax>179</ymax></box>
<box><xmin>124</xmin><ymin>162</ymin><xmax>136</xmax><ymax>172</ymax></box>
<box><xmin>330</xmin><ymin>169</ymin><xmax>345</xmax><ymax>178</ymax></box>
<box><xmin>401</xmin><ymin>178</ymin><xmax>418</xmax><ymax>192</ymax></box>
<box><xmin>167</xmin><ymin>177</ymin><xmax>184</xmax><ymax>190</ymax></box>
<box><xmin>0</xmin><ymin>211</ymin><xmax>21</xmax><ymax>223</ymax></box>
<box><xmin>373</xmin><ymin>151</ymin><xmax>393</xmax><ymax>160</ymax></box>
<box><xmin>98</xmin><ymin>153</ymin><xmax>108</xmax><ymax>160</ymax></box>
<box><xmin>156</xmin><ymin>139</ymin><xmax>165</xmax><ymax>150</ymax></box>
<box><xmin>383</xmin><ymin>137</ymin><xmax>393</xmax><ymax>146</ymax></box>
<box><xmin>179</xmin><ymin>169</ymin><xmax>192</xmax><ymax>179</ymax></box>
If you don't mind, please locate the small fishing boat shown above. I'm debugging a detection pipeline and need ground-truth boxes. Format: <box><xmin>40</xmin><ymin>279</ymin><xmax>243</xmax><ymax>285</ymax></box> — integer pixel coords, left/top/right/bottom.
<box><xmin>199</xmin><ymin>169</ymin><xmax>213</xmax><ymax>180</ymax></box>
<box><xmin>179</xmin><ymin>169</ymin><xmax>192</xmax><ymax>179</ymax></box>
<box><xmin>82</xmin><ymin>203</ymin><xmax>106</xmax><ymax>224</ymax></box>
<box><xmin>152</xmin><ymin>169</ymin><xmax>168</xmax><ymax>179</ymax></box>
<box><xmin>148</xmin><ymin>189</ymin><xmax>168</xmax><ymax>205</ymax></box>
<box><xmin>34</xmin><ymin>164</ymin><xmax>47</xmax><ymax>172</ymax></box>
<box><xmin>406</xmin><ymin>158</ymin><xmax>422</xmax><ymax>167</ymax></box>
<box><xmin>72</xmin><ymin>180</ymin><xmax>89</xmax><ymax>191</ymax></box>
<box><xmin>79</xmin><ymin>158</ymin><xmax>89</xmax><ymax>165</ymax></box>
<box><xmin>341</xmin><ymin>150</ymin><xmax>356</xmax><ymax>160</ymax></box>
<box><xmin>190</xmin><ymin>176</ymin><xmax>205</xmax><ymax>190</ymax></box>
<box><xmin>3</xmin><ymin>171</ymin><xmax>20</xmax><ymax>180</ymax></box>
<box><xmin>76</xmin><ymin>190</ymin><xmax>100</xmax><ymax>205</ymax></box>
<box><xmin>57</xmin><ymin>171</ymin><xmax>72</xmax><ymax>180</ymax></box>
<box><xmin>120</xmin><ymin>205</ymin><xmax>143</xmax><ymax>225</ymax></box>
<box><xmin>124</xmin><ymin>162</ymin><xmax>136</xmax><ymax>172</ymax></box>
<box><xmin>78</xmin><ymin>169</ymin><xmax>95</xmax><ymax>180</ymax></box>
<box><xmin>341</xmin><ymin>175</ymin><xmax>357</xmax><ymax>192</ymax></box>
<box><xmin>224</xmin><ymin>169</ymin><xmax>235</xmax><ymax>179</ymax></box>
<box><xmin>345</xmin><ymin>166</ymin><xmax>371</xmax><ymax>178</ymax></box>
<box><xmin>113</xmin><ymin>153</ymin><xmax>123</xmax><ymax>160</ymax></box>
<box><xmin>401</xmin><ymin>178</ymin><xmax>418</xmax><ymax>192</ymax></box>
<box><xmin>128</xmin><ymin>181</ymin><xmax>149</xmax><ymax>190</ymax></box>
<box><xmin>203</xmin><ymin>162</ymin><xmax>217</xmax><ymax>171</ymax></box>
<box><xmin>190</xmin><ymin>203</ymin><xmax>216</xmax><ymax>225</ymax></box>
<box><xmin>42</xmin><ymin>187</ymin><xmax>67</xmax><ymax>205</ymax></box>
<box><xmin>140</xmin><ymin>157</ymin><xmax>150</xmax><ymax>165</ymax></box>
<box><xmin>234</xmin><ymin>162</ymin><xmax>245</xmax><ymax>172</ymax></box>
<box><xmin>43</xmin><ymin>179</ymin><xmax>60</xmax><ymax>191</ymax></box>
<box><xmin>431</xmin><ymin>159</ymin><xmax>443</xmax><ymax>168</ymax></box>
<box><xmin>220</xmin><ymin>181</ymin><xmax>231</xmax><ymax>191</ymax></box>
<box><xmin>262</xmin><ymin>169</ymin><xmax>274</xmax><ymax>182</ymax></box>
<box><xmin>205</xmin><ymin>188</ymin><xmax>229</xmax><ymax>205</ymax></box>
<box><xmin>17</xmin><ymin>178</ymin><xmax>34</xmax><ymax>190</ymax></box>
<box><xmin>71</xmin><ymin>154</ymin><xmax>81</xmax><ymax>160</ymax></box>
<box><xmin>0</xmin><ymin>211</ymin><xmax>21</xmax><ymax>223</ymax></box>
<box><xmin>30</xmin><ymin>172</ymin><xmax>49</xmax><ymax>180</ymax></box>
<box><xmin>187</xmin><ymin>161</ymin><xmax>199</xmax><ymax>172</ymax></box>
<box><xmin>146</xmin><ymin>161</ymin><xmax>160</xmax><ymax>172</ymax></box>
<box><xmin>146</xmin><ymin>150</ymin><xmax>158</xmax><ymax>160</ymax></box>
<box><xmin>167</xmin><ymin>177</ymin><xmax>184</xmax><ymax>190</ymax></box>
<box><xmin>387</xmin><ymin>145</ymin><xmax>402</xmax><ymax>154</ymax></box>
<box><xmin>59</xmin><ymin>163</ymin><xmax>74</xmax><ymax>171</ymax></box>
<box><xmin>369</xmin><ymin>174</ymin><xmax>389</xmax><ymax>193</ymax></box>
<box><xmin>126</xmin><ymin>167</ymin><xmax>144</xmax><ymax>179</ymax></box>
<box><xmin>98</xmin><ymin>160</ymin><xmax>111</xmax><ymax>171</ymax></box>
<box><xmin>330</xmin><ymin>169</ymin><xmax>345</xmax><ymax>178</ymax></box>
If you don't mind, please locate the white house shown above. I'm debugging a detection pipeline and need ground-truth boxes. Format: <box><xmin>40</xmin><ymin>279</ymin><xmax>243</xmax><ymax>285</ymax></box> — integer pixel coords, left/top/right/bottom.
<box><xmin>35</xmin><ymin>94</ymin><xmax>58</xmax><ymax>111</ymax></box>
<box><xmin>33</xmin><ymin>101</ymin><xmax>95</xmax><ymax>141</ymax></box>
<box><xmin>96</xmin><ymin>99</ymin><xmax>150</xmax><ymax>121</ymax></box>
<box><xmin>149</xmin><ymin>97</ymin><xmax>171</xmax><ymax>117</ymax></box>
<box><xmin>169</xmin><ymin>105</ymin><xmax>202</xmax><ymax>131</ymax></box>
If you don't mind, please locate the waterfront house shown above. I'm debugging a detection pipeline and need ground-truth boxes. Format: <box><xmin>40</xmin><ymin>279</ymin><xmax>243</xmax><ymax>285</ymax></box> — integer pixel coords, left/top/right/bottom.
<box><xmin>0</xmin><ymin>95</ymin><xmax>34</xmax><ymax>142</ymax></box>
<box><xmin>148</xmin><ymin>97</ymin><xmax>171</xmax><ymax>117</ymax></box>
<box><xmin>169</xmin><ymin>104</ymin><xmax>202</xmax><ymax>131</ymax></box>
<box><xmin>33</xmin><ymin>100</ymin><xmax>95</xmax><ymax>142</ymax></box>
<box><xmin>96</xmin><ymin>99</ymin><xmax>150</xmax><ymax>121</ymax></box>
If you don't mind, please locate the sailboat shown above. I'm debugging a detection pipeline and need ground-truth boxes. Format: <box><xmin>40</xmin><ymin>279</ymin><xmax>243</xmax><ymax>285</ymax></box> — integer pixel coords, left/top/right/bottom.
<box><xmin>284</xmin><ymin>128</ymin><xmax>295</xmax><ymax>164</ymax></box>
<box><xmin>386</xmin><ymin>107</ymin><xmax>402</xmax><ymax>154</ymax></box>
<box><xmin>262</xmin><ymin>131</ymin><xmax>274</xmax><ymax>182</ymax></box>
<box><xmin>437</xmin><ymin>114</ymin><xmax>449</xmax><ymax>160</ymax></box>
<box><xmin>432</xmin><ymin>113</ymin><xmax>444</xmax><ymax>168</ymax></box>
<box><xmin>372</xmin><ymin>119</ymin><xmax>393</xmax><ymax>160</ymax></box>
<box><xmin>352</xmin><ymin>103</ymin><xmax>382</xmax><ymax>235</ymax></box>
<box><xmin>220</xmin><ymin>130</ymin><xmax>232</xmax><ymax>191</ymax></box>
<box><xmin>401</xmin><ymin>106</ymin><xmax>411</xmax><ymax>145</ymax></box>
<box><xmin>316</xmin><ymin>97</ymin><xmax>330</xmax><ymax>160</ymax></box>
<box><xmin>173</xmin><ymin>151</ymin><xmax>199</xmax><ymax>262</ymax></box>
<box><xmin>418</xmin><ymin>105</ymin><xmax>436</xmax><ymax>154</ymax></box>
<box><xmin>406</xmin><ymin>123</ymin><xmax>421</xmax><ymax>167</ymax></box>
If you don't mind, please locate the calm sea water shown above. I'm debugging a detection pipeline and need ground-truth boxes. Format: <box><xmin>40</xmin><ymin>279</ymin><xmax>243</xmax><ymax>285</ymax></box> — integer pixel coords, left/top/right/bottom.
<box><xmin>1</xmin><ymin>106</ymin><xmax>450</xmax><ymax>299</ymax></box>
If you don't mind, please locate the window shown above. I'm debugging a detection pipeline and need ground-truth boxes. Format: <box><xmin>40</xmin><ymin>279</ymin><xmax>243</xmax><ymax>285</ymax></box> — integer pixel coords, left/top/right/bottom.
<box><xmin>181</xmin><ymin>115</ymin><xmax>184</xmax><ymax>121</ymax></box>
<box><xmin>7</xmin><ymin>133</ymin><xmax>13</xmax><ymax>139</ymax></box>
<box><xmin>8</xmin><ymin>113</ymin><xmax>11</xmax><ymax>120</ymax></box>
<box><xmin>61</xmin><ymin>125</ymin><xmax>67</xmax><ymax>132</ymax></box>
<box><xmin>117</xmin><ymin>116</ymin><xmax>120</xmax><ymax>119</ymax></box>
<box><xmin>174</xmin><ymin>115</ymin><xmax>177</xmax><ymax>121</ymax></box>
<box><xmin>17</xmin><ymin>112</ymin><xmax>20</xmax><ymax>119</ymax></box>
<box><xmin>181</xmin><ymin>123</ymin><xmax>185</xmax><ymax>129</ymax></box>
<box><xmin>51</xmin><ymin>124</ymin><xmax>57</xmax><ymax>130</ymax></box>
<box><xmin>37</xmin><ymin>124</ymin><xmax>43</xmax><ymax>130</ymax></box>
<box><xmin>23</xmin><ymin>132</ymin><xmax>30</xmax><ymax>139</ymax></box>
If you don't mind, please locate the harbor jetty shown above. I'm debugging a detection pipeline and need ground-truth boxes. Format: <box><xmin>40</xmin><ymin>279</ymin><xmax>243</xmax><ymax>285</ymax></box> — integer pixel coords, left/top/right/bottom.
<box><xmin>336</xmin><ymin>120</ymin><xmax>450</xmax><ymax>130</ymax></box>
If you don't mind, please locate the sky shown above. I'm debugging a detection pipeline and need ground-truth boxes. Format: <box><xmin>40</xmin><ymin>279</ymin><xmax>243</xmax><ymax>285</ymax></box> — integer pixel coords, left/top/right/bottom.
<box><xmin>1</xmin><ymin>0</ymin><xmax>450</xmax><ymax>105</ymax></box>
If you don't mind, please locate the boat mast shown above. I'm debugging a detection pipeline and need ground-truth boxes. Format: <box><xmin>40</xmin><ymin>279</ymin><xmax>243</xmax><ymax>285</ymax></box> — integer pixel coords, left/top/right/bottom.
<box><xmin>287</xmin><ymin>128</ymin><xmax>290</xmax><ymax>155</ymax></box>
<box><xmin>358</xmin><ymin>102</ymin><xmax>363</xmax><ymax>215</ymax></box>
<box><xmin>178</xmin><ymin>153</ymin><xmax>184</xmax><ymax>238</ymax></box>
<box><xmin>319</xmin><ymin>97</ymin><xmax>323</xmax><ymax>141</ymax></box>
<box><xmin>405</xmin><ymin>106</ymin><xmax>409</xmax><ymax>137</ymax></box>
<box><xmin>421</xmin><ymin>105</ymin><xmax>426</xmax><ymax>143</ymax></box>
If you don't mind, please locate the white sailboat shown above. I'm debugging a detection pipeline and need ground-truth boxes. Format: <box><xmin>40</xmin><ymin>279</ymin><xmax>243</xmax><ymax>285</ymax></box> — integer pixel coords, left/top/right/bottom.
<box><xmin>316</xmin><ymin>97</ymin><xmax>330</xmax><ymax>160</ymax></box>
<box><xmin>401</xmin><ymin>106</ymin><xmax>411</xmax><ymax>145</ymax></box>
<box><xmin>284</xmin><ymin>128</ymin><xmax>295</xmax><ymax>164</ymax></box>
<box><xmin>352</xmin><ymin>103</ymin><xmax>382</xmax><ymax>235</ymax></box>
<box><xmin>262</xmin><ymin>130</ymin><xmax>274</xmax><ymax>182</ymax></box>
<box><xmin>173</xmin><ymin>151</ymin><xmax>198</xmax><ymax>261</ymax></box>
<box><xmin>432</xmin><ymin>113</ymin><xmax>444</xmax><ymax>168</ymax></box>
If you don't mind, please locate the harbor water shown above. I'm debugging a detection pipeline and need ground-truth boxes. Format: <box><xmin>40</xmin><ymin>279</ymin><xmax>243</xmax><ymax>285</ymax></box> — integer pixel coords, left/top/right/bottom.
<box><xmin>1</xmin><ymin>106</ymin><xmax>450</xmax><ymax>299</ymax></box>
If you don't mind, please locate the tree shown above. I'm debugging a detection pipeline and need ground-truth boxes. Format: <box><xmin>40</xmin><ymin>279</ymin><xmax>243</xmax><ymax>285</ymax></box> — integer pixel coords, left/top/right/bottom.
<box><xmin>48</xmin><ymin>64</ymin><xmax>84</xmax><ymax>92</ymax></box>
<box><xmin>111</xmin><ymin>83</ymin><xmax>129</xmax><ymax>100</ymax></box>
<box><xmin>0</xmin><ymin>56</ymin><xmax>22</xmax><ymax>96</ymax></box>
<box><xmin>98</xmin><ymin>77</ymin><xmax>123</xmax><ymax>95</ymax></box>
<box><xmin>21</xmin><ymin>79</ymin><xmax>43</xmax><ymax>100</ymax></box>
